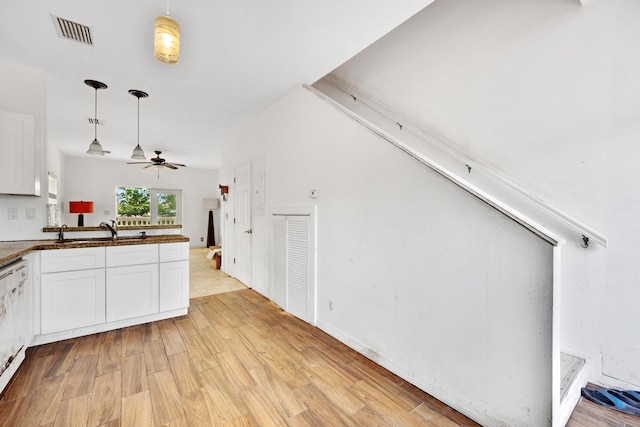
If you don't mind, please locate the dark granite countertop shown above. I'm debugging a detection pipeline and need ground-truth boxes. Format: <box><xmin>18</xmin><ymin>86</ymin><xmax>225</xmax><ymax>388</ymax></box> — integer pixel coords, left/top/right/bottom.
<box><xmin>0</xmin><ymin>234</ymin><xmax>190</xmax><ymax>267</ymax></box>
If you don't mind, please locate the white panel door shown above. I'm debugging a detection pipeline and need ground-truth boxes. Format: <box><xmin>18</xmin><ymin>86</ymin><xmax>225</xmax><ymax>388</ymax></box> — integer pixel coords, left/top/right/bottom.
<box><xmin>0</xmin><ymin>111</ymin><xmax>38</xmax><ymax>195</ymax></box>
<box><xmin>41</xmin><ymin>268</ymin><xmax>106</xmax><ymax>334</ymax></box>
<box><xmin>234</xmin><ymin>161</ymin><xmax>252</xmax><ymax>286</ymax></box>
<box><xmin>106</xmin><ymin>264</ymin><xmax>159</xmax><ymax>322</ymax></box>
<box><xmin>159</xmin><ymin>260</ymin><xmax>189</xmax><ymax>312</ymax></box>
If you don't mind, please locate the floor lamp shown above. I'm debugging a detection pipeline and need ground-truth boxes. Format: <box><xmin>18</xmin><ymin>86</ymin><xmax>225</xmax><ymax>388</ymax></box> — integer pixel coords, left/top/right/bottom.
<box><xmin>203</xmin><ymin>198</ymin><xmax>220</xmax><ymax>247</ymax></box>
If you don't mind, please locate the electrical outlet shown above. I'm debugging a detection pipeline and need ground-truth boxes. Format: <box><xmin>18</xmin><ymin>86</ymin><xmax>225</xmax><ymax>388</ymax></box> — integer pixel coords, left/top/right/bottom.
<box><xmin>26</xmin><ymin>207</ymin><xmax>36</xmax><ymax>219</ymax></box>
<box><xmin>8</xmin><ymin>208</ymin><xmax>17</xmax><ymax>220</ymax></box>
<box><xmin>200</xmin><ymin>237</ymin><xmax>204</xmax><ymax>242</ymax></box>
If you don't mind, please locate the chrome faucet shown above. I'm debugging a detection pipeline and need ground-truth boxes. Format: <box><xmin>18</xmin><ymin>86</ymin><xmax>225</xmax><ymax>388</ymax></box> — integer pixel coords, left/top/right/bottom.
<box><xmin>58</xmin><ymin>224</ymin><xmax>68</xmax><ymax>241</ymax></box>
<box><xmin>100</xmin><ymin>220</ymin><xmax>118</xmax><ymax>240</ymax></box>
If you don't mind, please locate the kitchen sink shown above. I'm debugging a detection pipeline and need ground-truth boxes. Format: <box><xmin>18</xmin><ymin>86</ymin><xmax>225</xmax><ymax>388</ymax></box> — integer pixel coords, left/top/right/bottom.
<box><xmin>55</xmin><ymin>236</ymin><xmax>148</xmax><ymax>244</ymax></box>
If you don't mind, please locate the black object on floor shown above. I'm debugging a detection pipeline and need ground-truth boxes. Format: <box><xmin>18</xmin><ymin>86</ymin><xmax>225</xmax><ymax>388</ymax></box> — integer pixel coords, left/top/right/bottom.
<box><xmin>581</xmin><ymin>388</ymin><xmax>640</xmax><ymax>416</ymax></box>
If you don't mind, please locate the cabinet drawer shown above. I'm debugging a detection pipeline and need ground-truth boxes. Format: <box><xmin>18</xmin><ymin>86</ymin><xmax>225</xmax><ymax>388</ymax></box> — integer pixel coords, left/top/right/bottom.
<box><xmin>159</xmin><ymin>242</ymin><xmax>189</xmax><ymax>262</ymax></box>
<box><xmin>106</xmin><ymin>244</ymin><xmax>158</xmax><ymax>267</ymax></box>
<box><xmin>41</xmin><ymin>247</ymin><xmax>106</xmax><ymax>273</ymax></box>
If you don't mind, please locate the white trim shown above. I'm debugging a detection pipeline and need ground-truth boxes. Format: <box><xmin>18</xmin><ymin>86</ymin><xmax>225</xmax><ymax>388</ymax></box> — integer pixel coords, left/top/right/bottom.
<box><xmin>31</xmin><ymin>307</ymin><xmax>187</xmax><ymax>346</ymax></box>
<box><xmin>316</xmin><ymin>319</ymin><xmax>511</xmax><ymax>427</ymax></box>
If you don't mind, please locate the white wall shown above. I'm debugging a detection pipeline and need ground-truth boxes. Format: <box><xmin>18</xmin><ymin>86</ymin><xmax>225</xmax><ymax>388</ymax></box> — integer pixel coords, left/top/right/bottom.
<box><xmin>63</xmin><ymin>156</ymin><xmax>219</xmax><ymax>247</ymax></box>
<box><xmin>222</xmin><ymin>86</ymin><xmax>554</xmax><ymax>426</ymax></box>
<box><xmin>0</xmin><ymin>61</ymin><xmax>48</xmax><ymax>241</ymax></box>
<box><xmin>327</xmin><ymin>0</ymin><xmax>640</xmax><ymax>387</ymax></box>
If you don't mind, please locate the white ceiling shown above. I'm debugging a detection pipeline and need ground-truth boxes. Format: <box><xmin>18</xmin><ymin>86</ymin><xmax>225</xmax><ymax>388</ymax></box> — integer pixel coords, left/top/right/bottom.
<box><xmin>0</xmin><ymin>0</ymin><xmax>431</xmax><ymax>170</ymax></box>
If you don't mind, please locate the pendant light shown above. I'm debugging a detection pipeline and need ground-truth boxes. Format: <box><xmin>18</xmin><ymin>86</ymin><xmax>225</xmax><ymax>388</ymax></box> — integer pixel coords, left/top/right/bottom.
<box><xmin>85</xmin><ymin>79</ymin><xmax>110</xmax><ymax>155</ymax></box>
<box><xmin>129</xmin><ymin>89</ymin><xmax>148</xmax><ymax>160</ymax></box>
<box><xmin>154</xmin><ymin>0</ymin><xmax>180</xmax><ymax>64</ymax></box>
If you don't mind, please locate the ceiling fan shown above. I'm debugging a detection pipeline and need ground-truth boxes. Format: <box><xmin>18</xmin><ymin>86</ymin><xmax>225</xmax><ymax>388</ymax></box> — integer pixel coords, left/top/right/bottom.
<box><xmin>128</xmin><ymin>151</ymin><xmax>186</xmax><ymax>170</ymax></box>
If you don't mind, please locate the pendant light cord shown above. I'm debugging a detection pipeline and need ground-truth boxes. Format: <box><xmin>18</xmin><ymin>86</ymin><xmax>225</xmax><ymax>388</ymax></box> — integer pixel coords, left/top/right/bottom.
<box><xmin>137</xmin><ymin>96</ymin><xmax>140</xmax><ymax>147</ymax></box>
<box><xmin>166</xmin><ymin>0</ymin><xmax>170</xmax><ymax>16</ymax></box>
<box><xmin>94</xmin><ymin>87</ymin><xmax>98</xmax><ymax>141</ymax></box>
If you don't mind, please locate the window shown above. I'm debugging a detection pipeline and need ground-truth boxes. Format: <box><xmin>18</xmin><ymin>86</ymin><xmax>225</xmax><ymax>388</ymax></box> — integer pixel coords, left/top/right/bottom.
<box><xmin>116</xmin><ymin>187</ymin><xmax>182</xmax><ymax>225</ymax></box>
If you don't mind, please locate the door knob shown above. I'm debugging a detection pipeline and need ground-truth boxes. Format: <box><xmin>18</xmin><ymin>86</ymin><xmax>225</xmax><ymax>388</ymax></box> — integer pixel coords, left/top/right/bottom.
<box><xmin>244</xmin><ymin>229</ymin><xmax>253</xmax><ymax>234</ymax></box>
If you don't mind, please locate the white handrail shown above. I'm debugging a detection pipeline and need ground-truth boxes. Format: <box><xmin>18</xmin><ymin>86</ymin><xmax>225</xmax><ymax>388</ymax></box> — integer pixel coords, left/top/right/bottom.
<box><xmin>306</xmin><ymin>80</ymin><xmax>608</xmax><ymax>248</ymax></box>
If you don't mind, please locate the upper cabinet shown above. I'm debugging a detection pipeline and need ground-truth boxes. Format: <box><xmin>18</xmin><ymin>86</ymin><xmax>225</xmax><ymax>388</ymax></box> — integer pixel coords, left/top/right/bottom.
<box><xmin>0</xmin><ymin>62</ymin><xmax>45</xmax><ymax>197</ymax></box>
<box><xmin>0</xmin><ymin>111</ymin><xmax>40</xmax><ymax>196</ymax></box>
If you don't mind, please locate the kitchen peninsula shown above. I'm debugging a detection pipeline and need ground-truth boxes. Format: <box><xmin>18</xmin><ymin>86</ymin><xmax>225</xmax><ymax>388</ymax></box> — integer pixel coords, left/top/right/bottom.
<box><xmin>0</xmin><ymin>230</ymin><xmax>189</xmax><ymax>393</ymax></box>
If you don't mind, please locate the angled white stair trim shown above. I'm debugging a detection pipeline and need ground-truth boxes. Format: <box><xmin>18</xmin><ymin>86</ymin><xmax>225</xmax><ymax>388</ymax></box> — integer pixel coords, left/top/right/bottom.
<box><xmin>309</xmin><ymin>77</ymin><xmax>607</xmax><ymax>248</ymax></box>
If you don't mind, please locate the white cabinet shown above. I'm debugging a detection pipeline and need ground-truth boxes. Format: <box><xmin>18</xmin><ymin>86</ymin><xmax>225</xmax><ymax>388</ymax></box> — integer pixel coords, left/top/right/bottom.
<box><xmin>0</xmin><ymin>111</ymin><xmax>40</xmax><ymax>196</ymax></box>
<box><xmin>40</xmin><ymin>248</ymin><xmax>107</xmax><ymax>334</ymax></box>
<box><xmin>37</xmin><ymin>241</ymin><xmax>188</xmax><ymax>341</ymax></box>
<box><xmin>41</xmin><ymin>247</ymin><xmax>105</xmax><ymax>273</ymax></box>
<box><xmin>40</xmin><ymin>268</ymin><xmax>106</xmax><ymax>334</ymax></box>
<box><xmin>106</xmin><ymin>244</ymin><xmax>158</xmax><ymax>267</ymax></box>
<box><xmin>106</xmin><ymin>264</ymin><xmax>159</xmax><ymax>321</ymax></box>
<box><xmin>159</xmin><ymin>243</ymin><xmax>189</xmax><ymax>312</ymax></box>
<box><xmin>106</xmin><ymin>244</ymin><xmax>159</xmax><ymax>321</ymax></box>
<box><xmin>159</xmin><ymin>261</ymin><xmax>189</xmax><ymax>311</ymax></box>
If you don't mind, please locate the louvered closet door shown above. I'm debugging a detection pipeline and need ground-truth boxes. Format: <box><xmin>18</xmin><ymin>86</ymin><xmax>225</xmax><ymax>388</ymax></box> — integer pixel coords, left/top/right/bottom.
<box><xmin>273</xmin><ymin>215</ymin><xmax>287</xmax><ymax>309</ymax></box>
<box><xmin>286</xmin><ymin>216</ymin><xmax>310</xmax><ymax>321</ymax></box>
<box><xmin>272</xmin><ymin>214</ymin><xmax>311</xmax><ymax>323</ymax></box>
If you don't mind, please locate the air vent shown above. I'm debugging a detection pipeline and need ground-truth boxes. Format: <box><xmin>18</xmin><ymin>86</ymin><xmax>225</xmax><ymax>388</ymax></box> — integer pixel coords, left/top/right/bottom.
<box><xmin>51</xmin><ymin>14</ymin><xmax>94</xmax><ymax>46</ymax></box>
<box><xmin>87</xmin><ymin>118</ymin><xmax>105</xmax><ymax>125</ymax></box>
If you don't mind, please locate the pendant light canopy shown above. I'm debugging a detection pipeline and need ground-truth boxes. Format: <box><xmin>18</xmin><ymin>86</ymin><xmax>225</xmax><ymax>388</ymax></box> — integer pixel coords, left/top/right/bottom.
<box><xmin>85</xmin><ymin>79</ymin><xmax>109</xmax><ymax>155</ymax></box>
<box><xmin>154</xmin><ymin>15</ymin><xmax>180</xmax><ymax>64</ymax></box>
<box><xmin>129</xmin><ymin>89</ymin><xmax>148</xmax><ymax>160</ymax></box>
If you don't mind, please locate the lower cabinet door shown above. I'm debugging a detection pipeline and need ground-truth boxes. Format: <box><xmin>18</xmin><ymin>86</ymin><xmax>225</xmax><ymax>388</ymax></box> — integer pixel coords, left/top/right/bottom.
<box><xmin>41</xmin><ymin>268</ymin><xmax>106</xmax><ymax>334</ymax></box>
<box><xmin>106</xmin><ymin>264</ymin><xmax>159</xmax><ymax>322</ymax></box>
<box><xmin>159</xmin><ymin>260</ymin><xmax>189</xmax><ymax>312</ymax></box>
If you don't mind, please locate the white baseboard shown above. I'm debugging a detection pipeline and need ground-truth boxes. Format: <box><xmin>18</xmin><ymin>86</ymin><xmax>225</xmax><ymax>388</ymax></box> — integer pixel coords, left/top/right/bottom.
<box><xmin>316</xmin><ymin>319</ymin><xmax>512</xmax><ymax>427</ymax></box>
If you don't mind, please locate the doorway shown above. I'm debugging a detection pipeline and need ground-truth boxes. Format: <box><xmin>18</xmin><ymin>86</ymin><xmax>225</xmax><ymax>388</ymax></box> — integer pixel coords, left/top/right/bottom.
<box><xmin>233</xmin><ymin>161</ymin><xmax>252</xmax><ymax>286</ymax></box>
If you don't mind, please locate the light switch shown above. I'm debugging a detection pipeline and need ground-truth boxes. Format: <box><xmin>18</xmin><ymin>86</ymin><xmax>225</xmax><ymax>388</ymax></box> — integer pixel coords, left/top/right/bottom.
<box><xmin>8</xmin><ymin>208</ymin><xmax>17</xmax><ymax>220</ymax></box>
<box><xmin>26</xmin><ymin>207</ymin><xmax>36</xmax><ymax>219</ymax></box>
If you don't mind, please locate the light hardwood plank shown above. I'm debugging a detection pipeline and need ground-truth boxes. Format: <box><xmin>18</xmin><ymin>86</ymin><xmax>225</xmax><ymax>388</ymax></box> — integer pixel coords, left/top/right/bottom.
<box><xmin>148</xmin><ymin>368</ymin><xmax>185</xmax><ymax>426</ymax></box>
<box><xmin>62</xmin><ymin>354</ymin><xmax>98</xmax><ymax>400</ymax></box>
<box><xmin>169</xmin><ymin>352</ymin><xmax>202</xmax><ymax>395</ymax></box>
<box><xmin>121</xmin><ymin>390</ymin><xmax>153</xmax><ymax>427</ymax></box>
<box><xmin>121</xmin><ymin>324</ymin><xmax>145</xmax><ymax>357</ymax></box>
<box><xmin>53</xmin><ymin>394</ymin><xmax>91</xmax><ymax>427</ymax></box>
<box><xmin>181</xmin><ymin>388</ymin><xmax>217</xmax><ymax>427</ymax></box>
<box><xmin>143</xmin><ymin>339</ymin><xmax>169</xmax><ymax>374</ymax></box>
<box><xmin>87</xmin><ymin>371</ymin><xmax>121</xmax><ymax>427</ymax></box>
<box><xmin>159</xmin><ymin>320</ymin><xmax>188</xmax><ymax>356</ymax></box>
<box><xmin>121</xmin><ymin>353</ymin><xmax>148</xmax><ymax>398</ymax></box>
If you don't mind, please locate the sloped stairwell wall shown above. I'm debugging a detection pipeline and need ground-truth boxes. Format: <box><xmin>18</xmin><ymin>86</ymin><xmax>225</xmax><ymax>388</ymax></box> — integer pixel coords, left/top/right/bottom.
<box><xmin>221</xmin><ymin>86</ymin><xmax>553</xmax><ymax>426</ymax></box>
<box><xmin>321</xmin><ymin>0</ymin><xmax>640</xmax><ymax>394</ymax></box>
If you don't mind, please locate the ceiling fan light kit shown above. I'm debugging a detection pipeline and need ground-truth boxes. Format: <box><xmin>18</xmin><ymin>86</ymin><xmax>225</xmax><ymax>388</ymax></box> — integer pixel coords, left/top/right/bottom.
<box><xmin>129</xmin><ymin>89</ymin><xmax>148</xmax><ymax>160</ymax></box>
<box><xmin>85</xmin><ymin>79</ymin><xmax>109</xmax><ymax>156</ymax></box>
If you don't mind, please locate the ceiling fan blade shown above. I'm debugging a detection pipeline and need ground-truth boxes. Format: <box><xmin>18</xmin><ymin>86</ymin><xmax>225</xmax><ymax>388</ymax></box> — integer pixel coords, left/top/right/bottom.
<box><xmin>144</xmin><ymin>164</ymin><xmax>155</xmax><ymax>169</ymax></box>
<box><xmin>164</xmin><ymin>163</ymin><xmax>178</xmax><ymax>170</ymax></box>
<box><xmin>170</xmin><ymin>163</ymin><xmax>186</xmax><ymax>167</ymax></box>
<box><xmin>127</xmin><ymin>161</ymin><xmax>152</xmax><ymax>165</ymax></box>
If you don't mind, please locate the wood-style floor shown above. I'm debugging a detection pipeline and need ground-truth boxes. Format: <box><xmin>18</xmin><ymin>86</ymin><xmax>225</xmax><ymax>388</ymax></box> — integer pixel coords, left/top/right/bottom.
<box><xmin>567</xmin><ymin>383</ymin><xmax>640</xmax><ymax>427</ymax></box>
<box><xmin>0</xmin><ymin>288</ymin><xmax>480</xmax><ymax>426</ymax></box>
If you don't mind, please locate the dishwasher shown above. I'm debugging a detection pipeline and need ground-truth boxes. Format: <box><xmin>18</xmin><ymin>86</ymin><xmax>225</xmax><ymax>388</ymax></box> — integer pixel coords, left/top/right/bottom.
<box><xmin>0</xmin><ymin>259</ymin><xmax>29</xmax><ymax>387</ymax></box>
